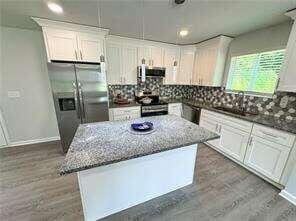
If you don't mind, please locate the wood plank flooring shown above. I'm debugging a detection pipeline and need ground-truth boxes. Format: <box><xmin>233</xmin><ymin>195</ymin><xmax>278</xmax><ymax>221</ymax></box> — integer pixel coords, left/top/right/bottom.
<box><xmin>0</xmin><ymin>141</ymin><xmax>295</xmax><ymax>221</ymax></box>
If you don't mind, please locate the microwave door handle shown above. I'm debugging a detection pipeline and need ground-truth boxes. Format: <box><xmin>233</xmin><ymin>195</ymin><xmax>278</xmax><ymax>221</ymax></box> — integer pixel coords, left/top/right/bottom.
<box><xmin>72</xmin><ymin>82</ymin><xmax>80</xmax><ymax>119</ymax></box>
<box><xmin>78</xmin><ymin>82</ymin><xmax>86</xmax><ymax>119</ymax></box>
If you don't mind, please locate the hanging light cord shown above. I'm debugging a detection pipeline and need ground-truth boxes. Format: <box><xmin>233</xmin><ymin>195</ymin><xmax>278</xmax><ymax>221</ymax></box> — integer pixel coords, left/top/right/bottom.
<box><xmin>142</xmin><ymin>0</ymin><xmax>145</xmax><ymax>41</ymax></box>
<box><xmin>97</xmin><ymin>0</ymin><xmax>101</xmax><ymax>28</ymax></box>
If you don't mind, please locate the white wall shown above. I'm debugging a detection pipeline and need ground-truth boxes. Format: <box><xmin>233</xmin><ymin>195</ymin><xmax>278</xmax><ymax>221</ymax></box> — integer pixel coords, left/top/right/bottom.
<box><xmin>223</xmin><ymin>21</ymin><xmax>293</xmax><ymax>84</ymax></box>
<box><xmin>0</xmin><ymin>26</ymin><xmax>59</xmax><ymax>145</ymax></box>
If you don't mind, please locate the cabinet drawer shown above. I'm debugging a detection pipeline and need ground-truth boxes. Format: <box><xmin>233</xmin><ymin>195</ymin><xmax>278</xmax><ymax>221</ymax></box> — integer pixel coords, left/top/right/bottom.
<box><xmin>112</xmin><ymin>107</ymin><xmax>140</xmax><ymax>116</ymax></box>
<box><xmin>201</xmin><ymin>109</ymin><xmax>252</xmax><ymax>132</ymax></box>
<box><xmin>252</xmin><ymin>124</ymin><xmax>295</xmax><ymax>147</ymax></box>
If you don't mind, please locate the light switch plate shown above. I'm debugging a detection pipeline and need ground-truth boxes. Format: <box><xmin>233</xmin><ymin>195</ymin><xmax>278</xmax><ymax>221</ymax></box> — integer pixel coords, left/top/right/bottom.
<box><xmin>7</xmin><ymin>91</ymin><xmax>21</xmax><ymax>98</ymax></box>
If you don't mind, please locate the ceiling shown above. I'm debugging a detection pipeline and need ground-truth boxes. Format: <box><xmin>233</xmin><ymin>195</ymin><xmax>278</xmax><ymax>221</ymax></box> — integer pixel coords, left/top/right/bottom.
<box><xmin>1</xmin><ymin>0</ymin><xmax>296</xmax><ymax>44</ymax></box>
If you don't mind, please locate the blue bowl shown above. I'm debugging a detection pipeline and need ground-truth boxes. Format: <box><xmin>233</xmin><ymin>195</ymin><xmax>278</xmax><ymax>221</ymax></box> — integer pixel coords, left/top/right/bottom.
<box><xmin>131</xmin><ymin>122</ymin><xmax>154</xmax><ymax>131</ymax></box>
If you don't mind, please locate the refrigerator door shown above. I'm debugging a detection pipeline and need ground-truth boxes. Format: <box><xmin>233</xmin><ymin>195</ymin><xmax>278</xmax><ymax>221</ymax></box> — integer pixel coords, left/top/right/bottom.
<box><xmin>75</xmin><ymin>64</ymin><xmax>109</xmax><ymax>124</ymax></box>
<box><xmin>47</xmin><ymin>63</ymin><xmax>81</xmax><ymax>153</ymax></box>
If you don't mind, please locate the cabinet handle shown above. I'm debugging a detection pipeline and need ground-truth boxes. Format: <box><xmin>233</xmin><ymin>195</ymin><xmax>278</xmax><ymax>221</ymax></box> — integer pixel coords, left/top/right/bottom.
<box><xmin>215</xmin><ymin>124</ymin><xmax>219</xmax><ymax>132</ymax></box>
<box><xmin>80</xmin><ymin>50</ymin><xmax>83</xmax><ymax>60</ymax></box>
<box><xmin>261</xmin><ymin>131</ymin><xmax>279</xmax><ymax>138</ymax></box>
<box><xmin>219</xmin><ymin>125</ymin><xmax>222</xmax><ymax>133</ymax></box>
<box><xmin>248</xmin><ymin>137</ymin><xmax>253</xmax><ymax>146</ymax></box>
<box><xmin>75</xmin><ymin>50</ymin><xmax>78</xmax><ymax>60</ymax></box>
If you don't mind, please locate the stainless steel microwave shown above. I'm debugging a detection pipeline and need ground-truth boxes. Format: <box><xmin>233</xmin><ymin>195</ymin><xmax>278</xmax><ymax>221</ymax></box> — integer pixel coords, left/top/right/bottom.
<box><xmin>137</xmin><ymin>66</ymin><xmax>166</xmax><ymax>78</ymax></box>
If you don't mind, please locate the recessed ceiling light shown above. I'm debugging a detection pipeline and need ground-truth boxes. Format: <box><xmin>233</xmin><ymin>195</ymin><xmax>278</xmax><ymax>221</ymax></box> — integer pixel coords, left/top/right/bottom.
<box><xmin>47</xmin><ymin>2</ymin><xmax>63</xmax><ymax>14</ymax></box>
<box><xmin>179</xmin><ymin>29</ymin><xmax>188</xmax><ymax>37</ymax></box>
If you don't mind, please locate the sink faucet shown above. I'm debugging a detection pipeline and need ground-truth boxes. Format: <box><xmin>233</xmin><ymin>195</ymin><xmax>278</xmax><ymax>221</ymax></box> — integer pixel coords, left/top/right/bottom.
<box><xmin>237</xmin><ymin>91</ymin><xmax>245</xmax><ymax>112</ymax></box>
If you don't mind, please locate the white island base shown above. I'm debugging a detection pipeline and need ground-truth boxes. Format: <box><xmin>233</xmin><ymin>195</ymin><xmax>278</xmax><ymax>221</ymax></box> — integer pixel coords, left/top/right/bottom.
<box><xmin>77</xmin><ymin>144</ymin><xmax>198</xmax><ymax>221</ymax></box>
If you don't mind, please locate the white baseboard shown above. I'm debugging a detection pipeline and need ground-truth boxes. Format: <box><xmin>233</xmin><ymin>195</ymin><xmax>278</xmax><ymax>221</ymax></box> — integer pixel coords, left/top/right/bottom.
<box><xmin>279</xmin><ymin>190</ymin><xmax>296</xmax><ymax>206</ymax></box>
<box><xmin>7</xmin><ymin>136</ymin><xmax>60</xmax><ymax>147</ymax></box>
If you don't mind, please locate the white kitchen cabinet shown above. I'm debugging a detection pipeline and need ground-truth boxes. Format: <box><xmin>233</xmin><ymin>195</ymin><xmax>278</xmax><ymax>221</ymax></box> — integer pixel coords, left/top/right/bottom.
<box><xmin>106</xmin><ymin>41</ymin><xmax>138</xmax><ymax>85</ymax></box>
<box><xmin>278</xmin><ymin>9</ymin><xmax>296</xmax><ymax>92</ymax></box>
<box><xmin>32</xmin><ymin>18</ymin><xmax>108</xmax><ymax>62</ymax></box>
<box><xmin>77</xmin><ymin>32</ymin><xmax>104</xmax><ymax>62</ymax></box>
<box><xmin>122</xmin><ymin>45</ymin><xmax>138</xmax><ymax>84</ymax></box>
<box><xmin>45</xmin><ymin>28</ymin><xmax>79</xmax><ymax>61</ymax></box>
<box><xmin>178</xmin><ymin>46</ymin><xmax>195</xmax><ymax>85</ymax></box>
<box><xmin>106</xmin><ymin>42</ymin><xmax>122</xmax><ymax>84</ymax></box>
<box><xmin>200</xmin><ymin>109</ymin><xmax>296</xmax><ymax>184</ymax></box>
<box><xmin>192</xmin><ymin>36</ymin><xmax>232</xmax><ymax>86</ymax></box>
<box><xmin>200</xmin><ymin>110</ymin><xmax>251</xmax><ymax>162</ymax></box>
<box><xmin>163</xmin><ymin>47</ymin><xmax>180</xmax><ymax>85</ymax></box>
<box><xmin>138</xmin><ymin>45</ymin><xmax>163</xmax><ymax>67</ymax></box>
<box><xmin>199</xmin><ymin>117</ymin><xmax>220</xmax><ymax>148</ymax></box>
<box><xmin>150</xmin><ymin>46</ymin><xmax>163</xmax><ymax>67</ymax></box>
<box><xmin>109</xmin><ymin>107</ymin><xmax>141</xmax><ymax>121</ymax></box>
<box><xmin>244</xmin><ymin>135</ymin><xmax>291</xmax><ymax>182</ymax></box>
<box><xmin>168</xmin><ymin>103</ymin><xmax>182</xmax><ymax>116</ymax></box>
<box><xmin>218</xmin><ymin>124</ymin><xmax>250</xmax><ymax>162</ymax></box>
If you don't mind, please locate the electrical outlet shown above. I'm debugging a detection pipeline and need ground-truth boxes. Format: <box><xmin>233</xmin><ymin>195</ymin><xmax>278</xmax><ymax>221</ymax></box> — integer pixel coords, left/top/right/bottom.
<box><xmin>7</xmin><ymin>91</ymin><xmax>20</xmax><ymax>98</ymax></box>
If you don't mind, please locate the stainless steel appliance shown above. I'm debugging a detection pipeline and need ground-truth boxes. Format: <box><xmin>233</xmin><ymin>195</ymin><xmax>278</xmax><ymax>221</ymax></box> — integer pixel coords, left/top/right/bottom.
<box><xmin>137</xmin><ymin>66</ymin><xmax>165</xmax><ymax>78</ymax></box>
<box><xmin>47</xmin><ymin>62</ymin><xmax>109</xmax><ymax>153</ymax></box>
<box><xmin>182</xmin><ymin>104</ymin><xmax>201</xmax><ymax>124</ymax></box>
<box><xmin>135</xmin><ymin>90</ymin><xmax>168</xmax><ymax>117</ymax></box>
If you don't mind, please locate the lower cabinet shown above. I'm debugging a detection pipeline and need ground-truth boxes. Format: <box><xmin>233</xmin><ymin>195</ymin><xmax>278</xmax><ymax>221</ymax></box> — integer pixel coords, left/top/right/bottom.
<box><xmin>199</xmin><ymin>110</ymin><xmax>252</xmax><ymax>163</ymax></box>
<box><xmin>244</xmin><ymin>135</ymin><xmax>291</xmax><ymax>182</ymax></box>
<box><xmin>168</xmin><ymin>103</ymin><xmax>182</xmax><ymax>116</ymax></box>
<box><xmin>109</xmin><ymin>106</ymin><xmax>141</xmax><ymax>121</ymax></box>
<box><xmin>219</xmin><ymin>124</ymin><xmax>250</xmax><ymax>163</ymax></box>
<box><xmin>200</xmin><ymin>109</ymin><xmax>295</xmax><ymax>185</ymax></box>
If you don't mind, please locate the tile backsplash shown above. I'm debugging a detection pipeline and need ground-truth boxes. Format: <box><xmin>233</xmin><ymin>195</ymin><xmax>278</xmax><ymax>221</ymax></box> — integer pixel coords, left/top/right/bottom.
<box><xmin>108</xmin><ymin>77</ymin><xmax>296</xmax><ymax>121</ymax></box>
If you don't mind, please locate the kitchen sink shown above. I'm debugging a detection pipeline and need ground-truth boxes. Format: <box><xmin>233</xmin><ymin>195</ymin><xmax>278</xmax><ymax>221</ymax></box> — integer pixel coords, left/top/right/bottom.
<box><xmin>214</xmin><ymin>106</ymin><xmax>258</xmax><ymax>117</ymax></box>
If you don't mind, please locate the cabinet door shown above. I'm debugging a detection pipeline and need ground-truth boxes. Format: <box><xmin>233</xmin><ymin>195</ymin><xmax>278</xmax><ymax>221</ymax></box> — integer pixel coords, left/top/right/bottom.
<box><xmin>106</xmin><ymin>42</ymin><xmax>122</xmax><ymax>84</ymax></box>
<box><xmin>138</xmin><ymin>46</ymin><xmax>151</xmax><ymax>65</ymax></box>
<box><xmin>122</xmin><ymin>45</ymin><xmax>138</xmax><ymax>84</ymax></box>
<box><xmin>278</xmin><ymin>22</ymin><xmax>296</xmax><ymax>92</ymax></box>
<box><xmin>199</xmin><ymin>118</ymin><xmax>220</xmax><ymax>147</ymax></box>
<box><xmin>163</xmin><ymin>48</ymin><xmax>179</xmax><ymax>84</ymax></box>
<box><xmin>77</xmin><ymin>33</ymin><xmax>104</xmax><ymax>62</ymax></box>
<box><xmin>218</xmin><ymin>125</ymin><xmax>249</xmax><ymax>162</ymax></box>
<box><xmin>150</xmin><ymin>46</ymin><xmax>163</xmax><ymax>67</ymax></box>
<box><xmin>244</xmin><ymin>136</ymin><xmax>291</xmax><ymax>182</ymax></box>
<box><xmin>178</xmin><ymin>48</ymin><xmax>195</xmax><ymax>85</ymax></box>
<box><xmin>193</xmin><ymin>48</ymin><xmax>216</xmax><ymax>86</ymax></box>
<box><xmin>45</xmin><ymin>28</ymin><xmax>78</xmax><ymax>61</ymax></box>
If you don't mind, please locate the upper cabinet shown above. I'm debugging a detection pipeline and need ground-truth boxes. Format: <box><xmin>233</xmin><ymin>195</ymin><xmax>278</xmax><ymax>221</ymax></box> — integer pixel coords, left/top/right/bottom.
<box><xmin>32</xmin><ymin>18</ymin><xmax>109</xmax><ymax>63</ymax></box>
<box><xmin>192</xmin><ymin>36</ymin><xmax>233</xmax><ymax>87</ymax></box>
<box><xmin>163</xmin><ymin>46</ymin><xmax>180</xmax><ymax>85</ymax></box>
<box><xmin>178</xmin><ymin>46</ymin><xmax>196</xmax><ymax>85</ymax></box>
<box><xmin>77</xmin><ymin>32</ymin><xmax>105</xmax><ymax>62</ymax></box>
<box><xmin>138</xmin><ymin>44</ymin><xmax>163</xmax><ymax>67</ymax></box>
<box><xmin>278</xmin><ymin>10</ymin><xmax>296</xmax><ymax>93</ymax></box>
<box><xmin>106</xmin><ymin>37</ymin><xmax>138</xmax><ymax>85</ymax></box>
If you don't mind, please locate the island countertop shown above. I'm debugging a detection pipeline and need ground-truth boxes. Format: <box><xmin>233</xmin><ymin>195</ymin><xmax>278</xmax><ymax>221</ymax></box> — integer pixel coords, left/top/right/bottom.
<box><xmin>59</xmin><ymin>115</ymin><xmax>219</xmax><ymax>175</ymax></box>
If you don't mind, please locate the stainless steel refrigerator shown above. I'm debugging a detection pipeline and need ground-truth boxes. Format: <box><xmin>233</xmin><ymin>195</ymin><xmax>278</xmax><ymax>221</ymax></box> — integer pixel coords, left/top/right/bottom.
<box><xmin>47</xmin><ymin>62</ymin><xmax>109</xmax><ymax>153</ymax></box>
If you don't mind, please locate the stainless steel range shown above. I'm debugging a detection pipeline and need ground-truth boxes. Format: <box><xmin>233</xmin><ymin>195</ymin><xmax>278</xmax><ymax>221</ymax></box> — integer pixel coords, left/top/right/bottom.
<box><xmin>135</xmin><ymin>90</ymin><xmax>168</xmax><ymax>117</ymax></box>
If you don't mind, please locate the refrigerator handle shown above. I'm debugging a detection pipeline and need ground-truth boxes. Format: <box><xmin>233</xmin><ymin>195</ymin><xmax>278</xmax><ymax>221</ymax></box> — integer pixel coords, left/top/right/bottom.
<box><xmin>72</xmin><ymin>82</ymin><xmax>80</xmax><ymax>119</ymax></box>
<box><xmin>78</xmin><ymin>82</ymin><xmax>86</xmax><ymax>119</ymax></box>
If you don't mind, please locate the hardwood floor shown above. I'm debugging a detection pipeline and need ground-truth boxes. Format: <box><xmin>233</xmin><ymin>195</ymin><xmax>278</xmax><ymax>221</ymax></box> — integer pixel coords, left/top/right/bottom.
<box><xmin>0</xmin><ymin>142</ymin><xmax>295</xmax><ymax>221</ymax></box>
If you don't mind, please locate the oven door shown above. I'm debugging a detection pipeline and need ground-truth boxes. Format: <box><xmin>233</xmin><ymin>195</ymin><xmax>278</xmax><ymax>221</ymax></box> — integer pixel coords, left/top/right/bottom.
<box><xmin>141</xmin><ymin>105</ymin><xmax>168</xmax><ymax>117</ymax></box>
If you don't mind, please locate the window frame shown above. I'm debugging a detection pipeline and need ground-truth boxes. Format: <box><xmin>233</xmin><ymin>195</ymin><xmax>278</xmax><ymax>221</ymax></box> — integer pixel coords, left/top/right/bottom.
<box><xmin>225</xmin><ymin>48</ymin><xmax>285</xmax><ymax>97</ymax></box>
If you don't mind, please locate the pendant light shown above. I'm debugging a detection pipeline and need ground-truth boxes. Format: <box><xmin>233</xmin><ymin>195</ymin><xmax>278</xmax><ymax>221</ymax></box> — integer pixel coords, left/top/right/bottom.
<box><xmin>140</xmin><ymin>0</ymin><xmax>146</xmax><ymax>83</ymax></box>
<box><xmin>97</xmin><ymin>0</ymin><xmax>106</xmax><ymax>75</ymax></box>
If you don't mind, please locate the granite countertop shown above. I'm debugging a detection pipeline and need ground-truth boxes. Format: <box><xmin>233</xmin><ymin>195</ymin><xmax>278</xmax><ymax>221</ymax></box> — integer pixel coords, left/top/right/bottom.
<box><xmin>59</xmin><ymin>115</ymin><xmax>219</xmax><ymax>175</ymax></box>
<box><xmin>181</xmin><ymin>99</ymin><xmax>296</xmax><ymax>134</ymax></box>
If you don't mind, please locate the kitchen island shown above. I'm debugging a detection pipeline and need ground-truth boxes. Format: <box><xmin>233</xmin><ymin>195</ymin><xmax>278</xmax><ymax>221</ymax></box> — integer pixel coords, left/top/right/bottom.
<box><xmin>60</xmin><ymin>115</ymin><xmax>218</xmax><ymax>221</ymax></box>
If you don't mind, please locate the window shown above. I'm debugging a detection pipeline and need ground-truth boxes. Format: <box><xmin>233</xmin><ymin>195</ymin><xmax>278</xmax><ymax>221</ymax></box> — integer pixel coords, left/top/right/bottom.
<box><xmin>226</xmin><ymin>49</ymin><xmax>285</xmax><ymax>95</ymax></box>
